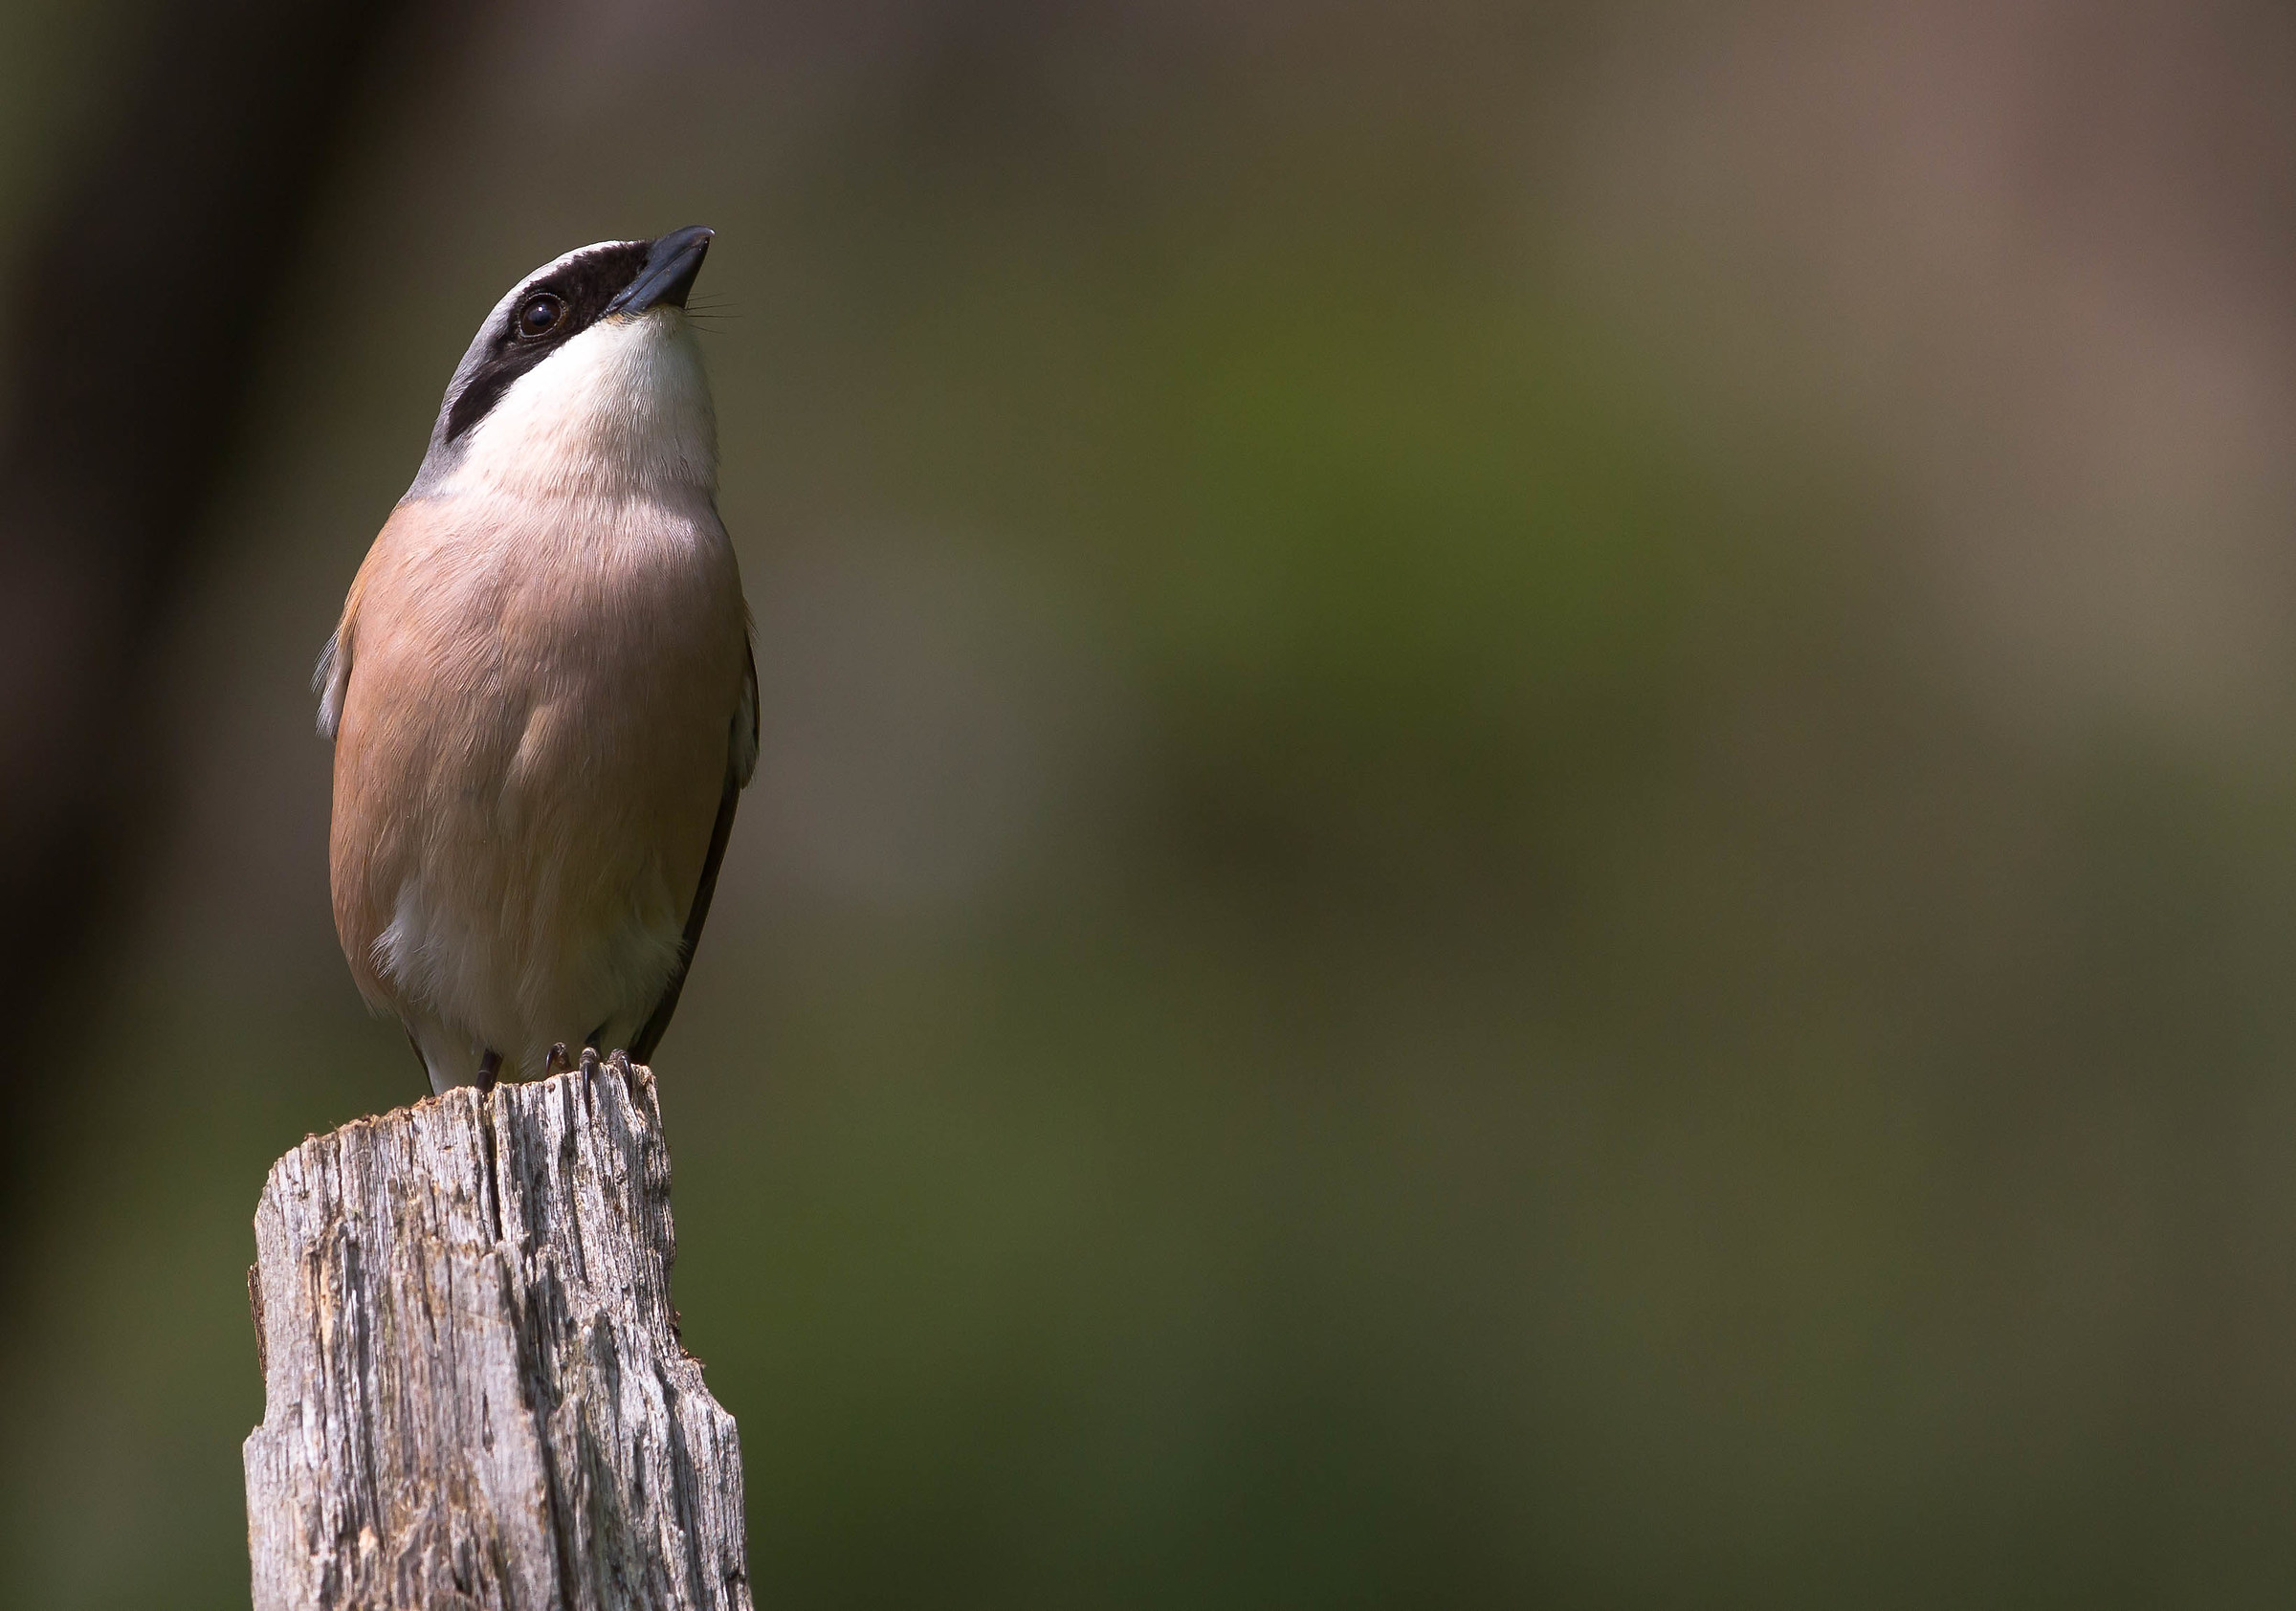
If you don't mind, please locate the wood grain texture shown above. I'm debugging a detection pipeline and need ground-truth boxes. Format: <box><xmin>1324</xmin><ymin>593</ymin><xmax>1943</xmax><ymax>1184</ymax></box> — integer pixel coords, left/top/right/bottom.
<box><xmin>243</xmin><ymin>1056</ymin><xmax>750</xmax><ymax>1610</ymax></box>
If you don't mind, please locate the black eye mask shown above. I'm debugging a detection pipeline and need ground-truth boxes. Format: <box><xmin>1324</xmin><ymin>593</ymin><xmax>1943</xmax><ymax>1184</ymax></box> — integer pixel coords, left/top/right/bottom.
<box><xmin>443</xmin><ymin>240</ymin><xmax>651</xmax><ymax>445</ymax></box>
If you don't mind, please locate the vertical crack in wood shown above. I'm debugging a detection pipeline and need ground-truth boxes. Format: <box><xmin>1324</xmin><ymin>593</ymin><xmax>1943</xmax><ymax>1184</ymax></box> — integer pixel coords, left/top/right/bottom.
<box><xmin>242</xmin><ymin>1062</ymin><xmax>751</xmax><ymax>1610</ymax></box>
<box><xmin>248</xmin><ymin>1263</ymin><xmax>267</xmax><ymax>1378</ymax></box>
<box><xmin>476</xmin><ymin>1085</ymin><xmax>505</xmax><ymax>1248</ymax></box>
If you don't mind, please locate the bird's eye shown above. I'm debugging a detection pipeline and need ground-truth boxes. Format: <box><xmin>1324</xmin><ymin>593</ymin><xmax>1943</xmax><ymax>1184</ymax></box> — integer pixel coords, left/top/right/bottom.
<box><xmin>515</xmin><ymin>294</ymin><xmax>565</xmax><ymax>339</ymax></box>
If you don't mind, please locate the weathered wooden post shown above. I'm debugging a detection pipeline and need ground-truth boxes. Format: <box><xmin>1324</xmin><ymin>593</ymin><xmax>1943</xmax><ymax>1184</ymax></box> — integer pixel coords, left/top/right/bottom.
<box><xmin>243</xmin><ymin>1051</ymin><xmax>751</xmax><ymax>1609</ymax></box>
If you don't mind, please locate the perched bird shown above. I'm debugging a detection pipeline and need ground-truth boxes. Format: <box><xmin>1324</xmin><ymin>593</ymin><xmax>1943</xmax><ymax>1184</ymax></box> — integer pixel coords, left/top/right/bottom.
<box><xmin>318</xmin><ymin>227</ymin><xmax>756</xmax><ymax>1094</ymax></box>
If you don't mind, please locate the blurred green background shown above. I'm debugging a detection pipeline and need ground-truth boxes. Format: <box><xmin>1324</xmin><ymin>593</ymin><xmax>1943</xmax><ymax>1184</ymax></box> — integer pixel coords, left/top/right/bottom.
<box><xmin>8</xmin><ymin>0</ymin><xmax>2296</xmax><ymax>1604</ymax></box>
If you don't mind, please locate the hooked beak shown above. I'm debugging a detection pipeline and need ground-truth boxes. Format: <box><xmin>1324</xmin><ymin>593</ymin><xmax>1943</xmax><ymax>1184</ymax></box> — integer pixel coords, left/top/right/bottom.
<box><xmin>605</xmin><ymin>225</ymin><xmax>714</xmax><ymax>317</ymax></box>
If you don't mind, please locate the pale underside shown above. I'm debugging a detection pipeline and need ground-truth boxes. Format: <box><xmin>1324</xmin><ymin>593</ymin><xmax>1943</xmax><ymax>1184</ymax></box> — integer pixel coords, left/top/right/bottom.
<box><xmin>328</xmin><ymin>486</ymin><xmax>748</xmax><ymax>1088</ymax></box>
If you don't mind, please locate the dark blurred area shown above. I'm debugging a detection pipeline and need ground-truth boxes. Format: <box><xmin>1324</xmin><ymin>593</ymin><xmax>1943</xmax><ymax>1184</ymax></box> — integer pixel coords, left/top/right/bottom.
<box><xmin>0</xmin><ymin>0</ymin><xmax>448</xmax><ymax>1286</ymax></box>
<box><xmin>7</xmin><ymin>0</ymin><xmax>2296</xmax><ymax>1604</ymax></box>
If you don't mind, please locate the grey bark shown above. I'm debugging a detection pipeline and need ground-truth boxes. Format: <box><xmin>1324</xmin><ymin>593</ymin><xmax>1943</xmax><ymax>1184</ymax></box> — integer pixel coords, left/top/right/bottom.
<box><xmin>243</xmin><ymin>1055</ymin><xmax>751</xmax><ymax>1610</ymax></box>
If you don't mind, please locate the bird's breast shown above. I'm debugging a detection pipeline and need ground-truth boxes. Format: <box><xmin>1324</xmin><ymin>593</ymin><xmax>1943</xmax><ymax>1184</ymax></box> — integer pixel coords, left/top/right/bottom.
<box><xmin>330</xmin><ymin>492</ymin><xmax>746</xmax><ymax>1064</ymax></box>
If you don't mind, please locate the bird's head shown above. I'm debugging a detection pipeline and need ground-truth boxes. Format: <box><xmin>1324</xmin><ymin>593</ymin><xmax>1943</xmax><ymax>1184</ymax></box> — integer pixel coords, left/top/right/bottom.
<box><xmin>408</xmin><ymin>225</ymin><xmax>718</xmax><ymax>504</ymax></box>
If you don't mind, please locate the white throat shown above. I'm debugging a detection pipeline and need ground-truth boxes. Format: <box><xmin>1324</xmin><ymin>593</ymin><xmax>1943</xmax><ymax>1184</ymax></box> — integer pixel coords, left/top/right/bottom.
<box><xmin>441</xmin><ymin>309</ymin><xmax>717</xmax><ymax>503</ymax></box>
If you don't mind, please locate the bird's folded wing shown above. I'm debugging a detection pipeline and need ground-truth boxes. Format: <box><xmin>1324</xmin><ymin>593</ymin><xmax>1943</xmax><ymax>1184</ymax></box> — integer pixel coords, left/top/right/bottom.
<box><xmin>629</xmin><ymin>637</ymin><xmax>757</xmax><ymax>1063</ymax></box>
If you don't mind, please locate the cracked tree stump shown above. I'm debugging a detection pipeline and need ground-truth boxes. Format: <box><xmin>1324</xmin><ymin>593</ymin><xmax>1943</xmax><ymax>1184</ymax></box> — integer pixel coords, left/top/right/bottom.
<box><xmin>242</xmin><ymin>1055</ymin><xmax>751</xmax><ymax>1610</ymax></box>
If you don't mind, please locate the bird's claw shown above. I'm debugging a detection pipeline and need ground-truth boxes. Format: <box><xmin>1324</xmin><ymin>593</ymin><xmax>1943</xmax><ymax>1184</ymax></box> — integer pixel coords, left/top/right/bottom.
<box><xmin>567</xmin><ymin>1046</ymin><xmax>634</xmax><ymax>1093</ymax></box>
<box><xmin>545</xmin><ymin>1042</ymin><xmax>573</xmax><ymax>1075</ymax></box>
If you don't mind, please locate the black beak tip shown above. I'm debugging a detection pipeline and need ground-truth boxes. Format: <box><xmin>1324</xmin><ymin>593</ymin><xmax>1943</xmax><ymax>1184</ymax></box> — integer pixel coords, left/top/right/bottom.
<box><xmin>609</xmin><ymin>225</ymin><xmax>716</xmax><ymax>316</ymax></box>
<box><xmin>658</xmin><ymin>223</ymin><xmax>715</xmax><ymax>262</ymax></box>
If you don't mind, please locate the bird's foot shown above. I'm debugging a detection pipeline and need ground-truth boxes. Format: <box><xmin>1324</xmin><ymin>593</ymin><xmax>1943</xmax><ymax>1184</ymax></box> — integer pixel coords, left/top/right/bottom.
<box><xmin>545</xmin><ymin>1042</ymin><xmax>574</xmax><ymax>1075</ymax></box>
<box><xmin>607</xmin><ymin>1048</ymin><xmax>633</xmax><ymax>1079</ymax></box>
<box><xmin>476</xmin><ymin>1050</ymin><xmax>501</xmax><ymax>1093</ymax></box>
